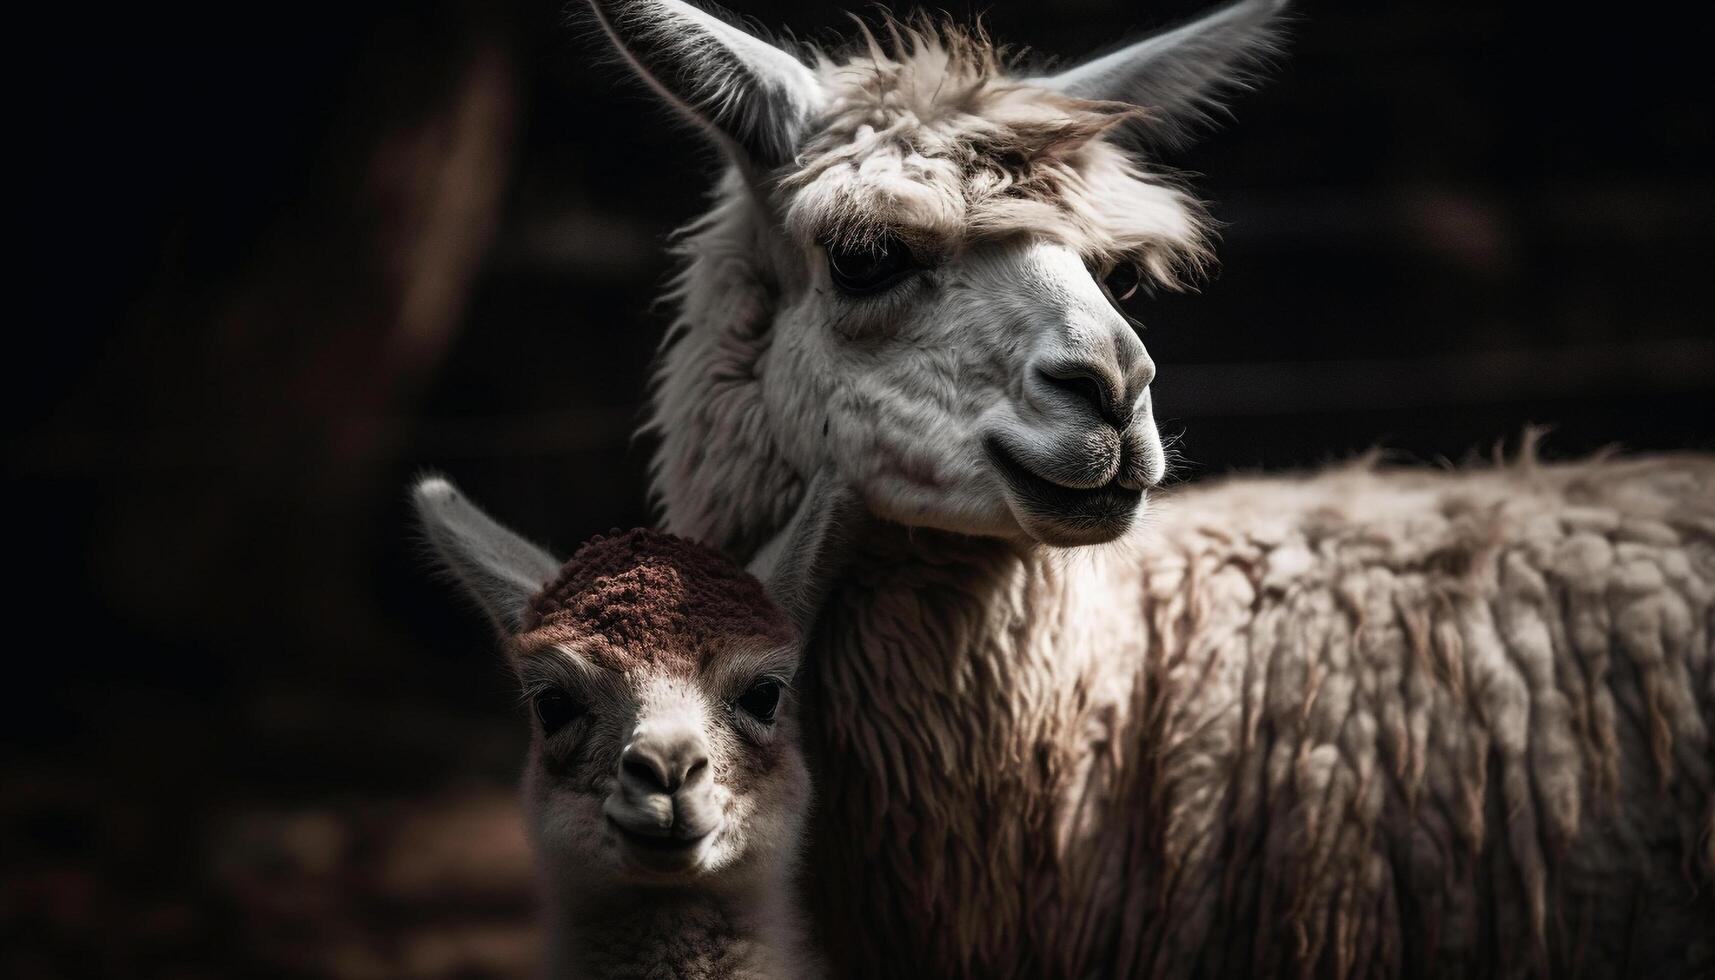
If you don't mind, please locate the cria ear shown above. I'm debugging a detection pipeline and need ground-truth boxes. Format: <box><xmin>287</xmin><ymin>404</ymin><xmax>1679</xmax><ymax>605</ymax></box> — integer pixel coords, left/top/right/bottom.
<box><xmin>413</xmin><ymin>476</ymin><xmax>561</xmax><ymax>635</ymax></box>
<box><xmin>747</xmin><ymin>468</ymin><xmax>865</xmax><ymax>639</ymax></box>
<box><xmin>1036</xmin><ymin>0</ymin><xmax>1289</xmax><ymax>147</ymax></box>
<box><xmin>587</xmin><ymin>0</ymin><xmax>822</xmax><ymax>168</ymax></box>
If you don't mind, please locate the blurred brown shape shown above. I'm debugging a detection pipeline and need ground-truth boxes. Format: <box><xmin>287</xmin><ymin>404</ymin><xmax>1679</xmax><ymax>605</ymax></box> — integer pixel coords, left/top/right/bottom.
<box><xmin>211</xmin><ymin>792</ymin><xmax>537</xmax><ymax>979</ymax></box>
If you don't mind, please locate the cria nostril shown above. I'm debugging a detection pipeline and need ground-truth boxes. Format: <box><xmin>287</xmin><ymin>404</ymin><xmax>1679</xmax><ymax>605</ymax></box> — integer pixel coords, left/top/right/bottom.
<box><xmin>622</xmin><ymin>737</ymin><xmax>710</xmax><ymax>796</ymax></box>
<box><xmin>623</xmin><ymin>756</ymin><xmax>669</xmax><ymax>792</ymax></box>
<box><xmin>684</xmin><ymin>757</ymin><xmax>709</xmax><ymax>785</ymax></box>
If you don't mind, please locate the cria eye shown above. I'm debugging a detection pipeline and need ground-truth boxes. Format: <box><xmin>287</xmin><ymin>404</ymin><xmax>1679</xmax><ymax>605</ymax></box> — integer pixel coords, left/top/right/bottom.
<box><xmin>826</xmin><ymin>235</ymin><xmax>918</xmax><ymax>295</ymax></box>
<box><xmin>533</xmin><ymin>691</ymin><xmax>585</xmax><ymax>735</ymax></box>
<box><xmin>1102</xmin><ymin>262</ymin><xmax>1143</xmax><ymax>302</ymax></box>
<box><xmin>736</xmin><ymin>678</ymin><xmax>783</xmax><ymax>724</ymax></box>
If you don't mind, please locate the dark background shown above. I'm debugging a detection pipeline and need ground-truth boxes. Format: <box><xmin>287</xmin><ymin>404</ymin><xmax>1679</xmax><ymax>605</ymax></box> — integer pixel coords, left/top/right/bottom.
<box><xmin>7</xmin><ymin>0</ymin><xmax>1712</xmax><ymax>975</ymax></box>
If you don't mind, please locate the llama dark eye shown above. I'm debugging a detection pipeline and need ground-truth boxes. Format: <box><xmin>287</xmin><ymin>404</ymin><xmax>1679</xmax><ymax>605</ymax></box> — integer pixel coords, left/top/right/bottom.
<box><xmin>533</xmin><ymin>691</ymin><xmax>585</xmax><ymax>735</ymax></box>
<box><xmin>1102</xmin><ymin>262</ymin><xmax>1143</xmax><ymax>302</ymax></box>
<box><xmin>736</xmin><ymin>678</ymin><xmax>783</xmax><ymax>723</ymax></box>
<box><xmin>826</xmin><ymin>235</ymin><xmax>917</xmax><ymax>295</ymax></box>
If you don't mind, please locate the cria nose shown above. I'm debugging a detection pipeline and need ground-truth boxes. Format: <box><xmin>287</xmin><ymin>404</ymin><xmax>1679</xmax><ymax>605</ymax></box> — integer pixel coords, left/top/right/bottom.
<box><xmin>621</xmin><ymin>732</ymin><xmax>711</xmax><ymax>798</ymax></box>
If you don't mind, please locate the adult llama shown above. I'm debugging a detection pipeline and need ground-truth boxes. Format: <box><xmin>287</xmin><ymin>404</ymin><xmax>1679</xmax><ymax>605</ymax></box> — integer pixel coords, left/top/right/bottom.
<box><xmin>578</xmin><ymin>0</ymin><xmax>1715</xmax><ymax>976</ymax></box>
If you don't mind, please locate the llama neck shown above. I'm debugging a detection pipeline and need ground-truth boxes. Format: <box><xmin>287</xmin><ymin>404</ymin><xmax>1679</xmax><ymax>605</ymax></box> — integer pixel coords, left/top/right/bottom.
<box><xmin>649</xmin><ymin>182</ymin><xmax>805</xmax><ymax>557</ymax></box>
<box><xmin>806</xmin><ymin>524</ymin><xmax>1148</xmax><ymax>978</ymax></box>
<box><xmin>543</xmin><ymin>881</ymin><xmax>806</xmax><ymax>980</ymax></box>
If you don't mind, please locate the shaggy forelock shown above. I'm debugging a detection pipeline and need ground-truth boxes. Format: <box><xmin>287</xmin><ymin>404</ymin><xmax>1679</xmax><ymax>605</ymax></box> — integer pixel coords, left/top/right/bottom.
<box><xmin>781</xmin><ymin>17</ymin><xmax>1211</xmax><ymax>288</ymax></box>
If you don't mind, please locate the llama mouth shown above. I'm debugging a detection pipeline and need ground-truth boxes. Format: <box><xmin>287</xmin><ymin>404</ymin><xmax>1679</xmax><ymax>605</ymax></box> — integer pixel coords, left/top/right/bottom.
<box><xmin>607</xmin><ymin>816</ymin><xmax>712</xmax><ymax>873</ymax></box>
<box><xmin>607</xmin><ymin>816</ymin><xmax>707</xmax><ymax>851</ymax></box>
<box><xmin>984</xmin><ymin>436</ymin><xmax>1144</xmax><ymax>536</ymax></box>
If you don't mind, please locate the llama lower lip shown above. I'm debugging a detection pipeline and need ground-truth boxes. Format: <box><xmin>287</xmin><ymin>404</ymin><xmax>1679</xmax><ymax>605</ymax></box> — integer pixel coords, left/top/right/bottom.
<box><xmin>985</xmin><ymin>436</ymin><xmax>1143</xmax><ymax>529</ymax></box>
<box><xmin>607</xmin><ymin>816</ymin><xmax>707</xmax><ymax>851</ymax></box>
<box><xmin>608</xmin><ymin>817</ymin><xmax>713</xmax><ymax>874</ymax></box>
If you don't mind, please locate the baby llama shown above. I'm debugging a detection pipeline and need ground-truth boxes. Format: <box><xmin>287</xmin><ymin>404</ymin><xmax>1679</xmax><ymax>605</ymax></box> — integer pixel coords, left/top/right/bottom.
<box><xmin>414</xmin><ymin>476</ymin><xmax>820</xmax><ymax>980</ymax></box>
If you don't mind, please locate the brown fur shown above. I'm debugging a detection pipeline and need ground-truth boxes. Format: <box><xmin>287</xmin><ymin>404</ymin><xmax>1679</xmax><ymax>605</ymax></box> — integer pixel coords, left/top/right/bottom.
<box><xmin>522</xmin><ymin>528</ymin><xmax>795</xmax><ymax>672</ymax></box>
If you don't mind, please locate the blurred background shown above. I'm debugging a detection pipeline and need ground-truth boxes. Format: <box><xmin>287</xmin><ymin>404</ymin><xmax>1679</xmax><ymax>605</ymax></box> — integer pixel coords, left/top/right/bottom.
<box><xmin>7</xmin><ymin>0</ymin><xmax>1712</xmax><ymax>975</ymax></box>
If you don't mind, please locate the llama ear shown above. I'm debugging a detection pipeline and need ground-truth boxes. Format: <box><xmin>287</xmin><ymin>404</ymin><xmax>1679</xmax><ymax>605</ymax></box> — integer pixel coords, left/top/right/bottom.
<box><xmin>747</xmin><ymin>468</ymin><xmax>865</xmax><ymax>639</ymax></box>
<box><xmin>587</xmin><ymin>0</ymin><xmax>822</xmax><ymax>167</ymax></box>
<box><xmin>413</xmin><ymin>476</ymin><xmax>561</xmax><ymax>635</ymax></box>
<box><xmin>1035</xmin><ymin>0</ymin><xmax>1289</xmax><ymax>147</ymax></box>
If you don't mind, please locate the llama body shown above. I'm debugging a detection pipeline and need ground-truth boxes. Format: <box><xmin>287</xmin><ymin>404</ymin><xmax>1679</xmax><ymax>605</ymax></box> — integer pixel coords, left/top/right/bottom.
<box><xmin>805</xmin><ymin>457</ymin><xmax>1715</xmax><ymax>978</ymax></box>
<box><xmin>579</xmin><ymin>1</ymin><xmax>1715</xmax><ymax>976</ymax></box>
<box><xmin>414</xmin><ymin>481</ymin><xmax>819</xmax><ymax>979</ymax></box>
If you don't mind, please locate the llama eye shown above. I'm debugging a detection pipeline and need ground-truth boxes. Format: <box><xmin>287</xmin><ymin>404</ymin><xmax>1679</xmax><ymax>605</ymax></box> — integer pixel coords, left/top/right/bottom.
<box><xmin>533</xmin><ymin>691</ymin><xmax>585</xmax><ymax>735</ymax></box>
<box><xmin>1102</xmin><ymin>263</ymin><xmax>1143</xmax><ymax>303</ymax></box>
<box><xmin>826</xmin><ymin>235</ymin><xmax>917</xmax><ymax>295</ymax></box>
<box><xmin>735</xmin><ymin>678</ymin><xmax>782</xmax><ymax>724</ymax></box>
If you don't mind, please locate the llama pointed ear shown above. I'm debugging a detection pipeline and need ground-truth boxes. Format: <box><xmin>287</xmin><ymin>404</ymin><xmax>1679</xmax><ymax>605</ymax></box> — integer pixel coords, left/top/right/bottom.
<box><xmin>747</xmin><ymin>468</ymin><xmax>865</xmax><ymax>639</ymax></box>
<box><xmin>1036</xmin><ymin>0</ymin><xmax>1289</xmax><ymax>146</ymax></box>
<box><xmin>413</xmin><ymin>476</ymin><xmax>561</xmax><ymax>635</ymax></box>
<box><xmin>588</xmin><ymin>0</ymin><xmax>822</xmax><ymax>167</ymax></box>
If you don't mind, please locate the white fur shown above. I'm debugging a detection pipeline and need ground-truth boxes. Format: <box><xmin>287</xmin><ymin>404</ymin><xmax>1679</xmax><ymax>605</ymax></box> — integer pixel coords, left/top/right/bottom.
<box><xmin>587</xmin><ymin>3</ymin><xmax>1715</xmax><ymax>977</ymax></box>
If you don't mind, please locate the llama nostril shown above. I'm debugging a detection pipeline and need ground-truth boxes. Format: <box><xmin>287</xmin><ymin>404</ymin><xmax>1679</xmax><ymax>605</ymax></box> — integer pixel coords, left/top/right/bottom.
<box><xmin>1040</xmin><ymin>371</ymin><xmax>1104</xmax><ymax>412</ymax></box>
<box><xmin>623</xmin><ymin>756</ymin><xmax>666</xmax><ymax>791</ymax></box>
<box><xmin>1036</xmin><ymin>362</ymin><xmax>1130</xmax><ymax>428</ymax></box>
<box><xmin>621</xmin><ymin>738</ymin><xmax>709</xmax><ymax>796</ymax></box>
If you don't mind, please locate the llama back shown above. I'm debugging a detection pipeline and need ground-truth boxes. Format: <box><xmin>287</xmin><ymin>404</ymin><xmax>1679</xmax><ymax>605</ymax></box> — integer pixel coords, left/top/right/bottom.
<box><xmin>1118</xmin><ymin>453</ymin><xmax>1715</xmax><ymax>978</ymax></box>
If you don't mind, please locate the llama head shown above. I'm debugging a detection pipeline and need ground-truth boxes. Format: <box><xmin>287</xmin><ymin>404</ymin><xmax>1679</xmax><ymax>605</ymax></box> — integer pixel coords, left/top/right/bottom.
<box><xmin>597</xmin><ymin>0</ymin><xmax>1286</xmax><ymax>552</ymax></box>
<box><xmin>413</xmin><ymin>477</ymin><xmax>811</xmax><ymax>895</ymax></box>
